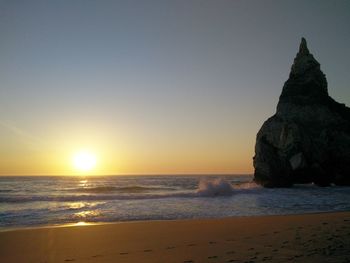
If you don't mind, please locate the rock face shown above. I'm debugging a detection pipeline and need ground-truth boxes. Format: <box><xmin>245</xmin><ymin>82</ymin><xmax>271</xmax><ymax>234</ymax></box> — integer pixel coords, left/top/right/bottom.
<box><xmin>253</xmin><ymin>38</ymin><xmax>350</xmax><ymax>187</ymax></box>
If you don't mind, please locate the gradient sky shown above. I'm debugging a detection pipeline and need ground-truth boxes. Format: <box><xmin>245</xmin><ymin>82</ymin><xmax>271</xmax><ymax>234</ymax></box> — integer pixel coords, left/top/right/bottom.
<box><xmin>1</xmin><ymin>0</ymin><xmax>350</xmax><ymax>175</ymax></box>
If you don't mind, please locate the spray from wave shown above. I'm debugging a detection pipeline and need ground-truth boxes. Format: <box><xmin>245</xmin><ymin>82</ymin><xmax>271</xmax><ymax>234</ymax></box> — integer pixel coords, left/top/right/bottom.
<box><xmin>196</xmin><ymin>178</ymin><xmax>234</xmax><ymax>196</ymax></box>
<box><xmin>196</xmin><ymin>178</ymin><xmax>261</xmax><ymax>197</ymax></box>
<box><xmin>233</xmin><ymin>181</ymin><xmax>261</xmax><ymax>190</ymax></box>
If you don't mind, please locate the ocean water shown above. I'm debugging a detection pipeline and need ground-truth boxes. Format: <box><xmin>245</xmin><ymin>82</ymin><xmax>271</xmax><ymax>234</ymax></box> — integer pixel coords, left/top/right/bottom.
<box><xmin>1</xmin><ymin>175</ymin><xmax>350</xmax><ymax>230</ymax></box>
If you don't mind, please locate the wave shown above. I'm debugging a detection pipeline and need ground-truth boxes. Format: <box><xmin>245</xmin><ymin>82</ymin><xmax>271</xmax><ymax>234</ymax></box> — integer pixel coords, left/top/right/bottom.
<box><xmin>68</xmin><ymin>185</ymin><xmax>176</xmax><ymax>193</ymax></box>
<box><xmin>196</xmin><ymin>178</ymin><xmax>234</xmax><ymax>196</ymax></box>
<box><xmin>0</xmin><ymin>179</ymin><xmax>261</xmax><ymax>203</ymax></box>
<box><xmin>196</xmin><ymin>178</ymin><xmax>261</xmax><ymax>196</ymax></box>
<box><xmin>233</xmin><ymin>181</ymin><xmax>261</xmax><ymax>190</ymax></box>
<box><xmin>75</xmin><ymin>186</ymin><xmax>117</xmax><ymax>193</ymax></box>
<box><xmin>0</xmin><ymin>192</ymin><xmax>195</xmax><ymax>203</ymax></box>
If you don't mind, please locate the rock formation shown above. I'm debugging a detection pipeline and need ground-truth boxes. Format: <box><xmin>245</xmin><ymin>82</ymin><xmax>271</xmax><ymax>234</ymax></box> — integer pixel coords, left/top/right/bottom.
<box><xmin>253</xmin><ymin>38</ymin><xmax>350</xmax><ymax>187</ymax></box>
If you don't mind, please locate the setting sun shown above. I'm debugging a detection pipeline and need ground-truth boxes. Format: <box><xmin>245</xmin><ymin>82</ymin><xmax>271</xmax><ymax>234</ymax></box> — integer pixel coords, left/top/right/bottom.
<box><xmin>73</xmin><ymin>151</ymin><xmax>97</xmax><ymax>172</ymax></box>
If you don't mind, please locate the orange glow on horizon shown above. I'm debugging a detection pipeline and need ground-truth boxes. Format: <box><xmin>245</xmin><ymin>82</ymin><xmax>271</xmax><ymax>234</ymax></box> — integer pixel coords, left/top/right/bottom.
<box><xmin>0</xmin><ymin>130</ymin><xmax>255</xmax><ymax>176</ymax></box>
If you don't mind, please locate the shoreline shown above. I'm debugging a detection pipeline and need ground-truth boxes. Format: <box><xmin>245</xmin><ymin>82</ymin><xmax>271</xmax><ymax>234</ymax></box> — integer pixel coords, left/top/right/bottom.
<box><xmin>1</xmin><ymin>211</ymin><xmax>350</xmax><ymax>262</ymax></box>
<box><xmin>1</xmin><ymin>209</ymin><xmax>349</xmax><ymax>233</ymax></box>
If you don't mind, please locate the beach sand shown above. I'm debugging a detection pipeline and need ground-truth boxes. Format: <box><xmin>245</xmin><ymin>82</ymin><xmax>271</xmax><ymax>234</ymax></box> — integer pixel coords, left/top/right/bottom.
<box><xmin>1</xmin><ymin>212</ymin><xmax>350</xmax><ymax>263</ymax></box>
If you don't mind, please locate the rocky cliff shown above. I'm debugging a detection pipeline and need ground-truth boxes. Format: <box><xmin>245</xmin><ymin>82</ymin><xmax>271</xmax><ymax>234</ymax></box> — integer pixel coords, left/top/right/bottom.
<box><xmin>253</xmin><ymin>38</ymin><xmax>350</xmax><ymax>187</ymax></box>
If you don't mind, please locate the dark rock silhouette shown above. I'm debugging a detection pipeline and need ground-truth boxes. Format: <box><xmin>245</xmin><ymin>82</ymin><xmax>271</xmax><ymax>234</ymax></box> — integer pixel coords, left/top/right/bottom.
<box><xmin>253</xmin><ymin>38</ymin><xmax>350</xmax><ymax>187</ymax></box>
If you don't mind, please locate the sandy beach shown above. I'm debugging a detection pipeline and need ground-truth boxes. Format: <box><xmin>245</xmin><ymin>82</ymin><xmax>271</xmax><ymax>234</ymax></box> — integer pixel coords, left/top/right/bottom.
<box><xmin>0</xmin><ymin>212</ymin><xmax>349</xmax><ymax>263</ymax></box>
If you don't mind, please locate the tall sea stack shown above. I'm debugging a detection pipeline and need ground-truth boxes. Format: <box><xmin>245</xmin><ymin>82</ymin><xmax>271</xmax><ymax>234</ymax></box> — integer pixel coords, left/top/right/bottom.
<box><xmin>253</xmin><ymin>38</ymin><xmax>350</xmax><ymax>187</ymax></box>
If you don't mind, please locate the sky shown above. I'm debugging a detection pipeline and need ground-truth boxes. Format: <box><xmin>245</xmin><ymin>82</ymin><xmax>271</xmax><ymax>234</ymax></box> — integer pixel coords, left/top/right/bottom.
<box><xmin>0</xmin><ymin>0</ymin><xmax>350</xmax><ymax>175</ymax></box>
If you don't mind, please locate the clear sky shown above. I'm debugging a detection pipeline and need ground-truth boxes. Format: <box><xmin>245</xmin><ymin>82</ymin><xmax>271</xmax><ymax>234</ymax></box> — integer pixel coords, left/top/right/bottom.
<box><xmin>1</xmin><ymin>0</ymin><xmax>350</xmax><ymax>175</ymax></box>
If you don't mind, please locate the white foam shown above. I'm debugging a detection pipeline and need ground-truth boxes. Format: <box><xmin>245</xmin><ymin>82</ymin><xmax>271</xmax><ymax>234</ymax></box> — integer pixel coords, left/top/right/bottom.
<box><xmin>196</xmin><ymin>178</ymin><xmax>234</xmax><ymax>197</ymax></box>
<box><xmin>233</xmin><ymin>181</ymin><xmax>261</xmax><ymax>190</ymax></box>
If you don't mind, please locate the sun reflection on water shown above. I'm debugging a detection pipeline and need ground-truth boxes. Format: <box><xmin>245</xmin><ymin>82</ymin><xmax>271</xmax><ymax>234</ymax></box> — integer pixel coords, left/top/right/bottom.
<box><xmin>68</xmin><ymin>202</ymin><xmax>86</xmax><ymax>209</ymax></box>
<box><xmin>75</xmin><ymin>210</ymin><xmax>100</xmax><ymax>218</ymax></box>
<box><xmin>79</xmin><ymin>179</ymin><xmax>89</xmax><ymax>187</ymax></box>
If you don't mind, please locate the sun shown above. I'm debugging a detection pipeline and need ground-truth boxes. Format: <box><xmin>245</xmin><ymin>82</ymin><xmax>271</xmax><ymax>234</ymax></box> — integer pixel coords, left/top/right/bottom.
<box><xmin>73</xmin><ymin>150</ymin><xmax>97</xmax><ymax>172</ymax></box>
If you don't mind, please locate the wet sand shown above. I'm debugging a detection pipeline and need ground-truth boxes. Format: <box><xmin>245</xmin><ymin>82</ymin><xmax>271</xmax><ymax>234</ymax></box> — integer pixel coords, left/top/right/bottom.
<box><xmin>1</xmin><ymin>212</ymin><xmax>350</xmax><ymax>263</ymax></box>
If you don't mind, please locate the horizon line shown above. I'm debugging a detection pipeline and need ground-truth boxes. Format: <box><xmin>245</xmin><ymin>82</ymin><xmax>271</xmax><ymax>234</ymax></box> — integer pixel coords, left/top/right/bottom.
<box><xmin>0</xmin><ymin>173</ymin><xmax>253</xmax><ymax>177</ymax></box>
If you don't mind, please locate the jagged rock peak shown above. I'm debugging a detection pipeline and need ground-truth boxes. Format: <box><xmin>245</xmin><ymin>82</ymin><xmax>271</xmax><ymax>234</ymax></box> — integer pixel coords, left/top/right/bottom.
<box><xmin>280</xmin><ymin>38</ymin><xmax>328</xmax><ymax>102</ymax></box>
<box><xmin>298</xmin><ymin>37</ymin><xmax>309</xmax><ymax>55</ymax></box>
<box><xmin>290</xmin><ymin>37</ymin><xmax>320</xmax><ymax>77</ymax></box>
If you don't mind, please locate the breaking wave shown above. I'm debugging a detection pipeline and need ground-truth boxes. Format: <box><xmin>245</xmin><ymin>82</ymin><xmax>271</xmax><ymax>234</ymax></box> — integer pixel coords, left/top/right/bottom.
<box><xmin>196</xmin><ymin>178</ymin><xmax>234</xmax><ymax>196</ymax></box>
<box><xmin>195</xmin><ymin>178</ymin><xmax>261</xmax><ymax>197</ymax></box>
<box><xmin>0</xmin><ymin>178</ymin><xmax>261</xmax><ymax>203</ymax></box>
<box><xmin>233</xmin><ymin>181</ymin><xmax>261</xmax><ymax>190</ymax></box>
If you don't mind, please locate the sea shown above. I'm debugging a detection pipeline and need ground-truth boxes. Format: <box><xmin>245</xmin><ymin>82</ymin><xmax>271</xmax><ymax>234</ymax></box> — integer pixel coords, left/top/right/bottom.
<box><xmin>1</xmin><ymin>175</ymin><xmax>350</xmax><ymax>230</ymax></box>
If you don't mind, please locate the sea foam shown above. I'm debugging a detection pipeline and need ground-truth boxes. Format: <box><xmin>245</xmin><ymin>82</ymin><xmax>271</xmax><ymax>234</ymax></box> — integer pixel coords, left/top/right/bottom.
<box><xmin>196</xmin><ymin>178</ymin><xmax>234</xmax><ymax>196</ymax></box>
<box><xmin>1</xmin><ymin>175</ymin><xmax>350</xmax><ymax>229</ymax></box>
